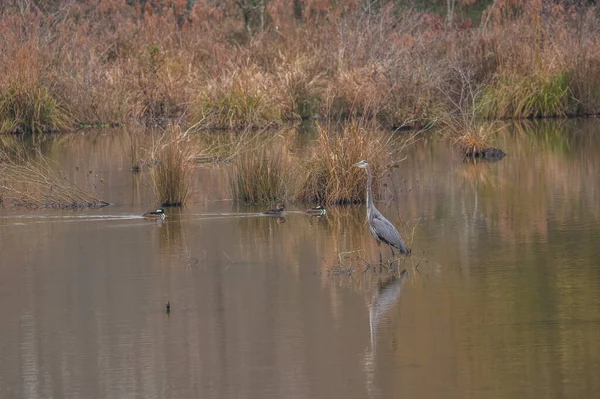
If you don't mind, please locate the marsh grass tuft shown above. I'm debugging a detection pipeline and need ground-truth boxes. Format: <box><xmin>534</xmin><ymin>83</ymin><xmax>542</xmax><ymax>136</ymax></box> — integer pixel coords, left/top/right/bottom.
<box><xmin>454</xmin><ymin>125</ymin><xmax>492</xmax><ymax>158</ymax></box>
<box><xmin>150</xmin><ymin>124</ymin><xmax>197</xmax><ymax>206</ymax></box>
<box><xmin>478</xmin><ymin>71</ymin><xmax>573</xmax><ymax>119</ymax></box>
<box><xmin>0</xmin><ymin>148</ymin><xmax>108</xmax><ymax>208</ymax></box>
<box><xmin>191</xmin><ymin>68</ymin><xmax>283</xmax><ymax>130</ymax></box>
<box><xmin>228</xmin><ymin>144</ymin><xmax>294</xmax><ymax>204</ymax></box>
<box><xmin>297</xmin><ymin>121</ymin><xmax>411</xmax><ymax>205</ymax></box>
<box><xmin>276</xmin><ymin>56</ymin><xmax>326</xmax><ymax>120</ymax></box>
<box><xmin>0</xmin><ymin>83</ymin><xmax>71</xmax><ymax>134</ymax></box>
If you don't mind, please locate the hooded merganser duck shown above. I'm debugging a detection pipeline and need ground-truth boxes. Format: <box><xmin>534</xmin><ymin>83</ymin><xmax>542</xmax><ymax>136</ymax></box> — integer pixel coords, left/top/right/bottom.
<box><xmin>305</xmin><ymin>205</ymin><xmax>326</xmax><ymax>216</ymax></box>
<box><xmin>142</xmin><ymin>208</ymin><xmax>166</xmax><ymax>220</ymax></box>
<box><xmin>263</xmin><ymin>203</ymin><xmax>285</xmax><ymax>217</ymax></box>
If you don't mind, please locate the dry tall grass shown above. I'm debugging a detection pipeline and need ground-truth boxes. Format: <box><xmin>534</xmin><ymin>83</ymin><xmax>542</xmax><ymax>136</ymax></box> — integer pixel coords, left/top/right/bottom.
<box><xmin>297</xmin><ymin>121</ymin><xmax>414</xmax><ymax>204</ymax></box>
<box><xmin>229</xmin><ymin>147</ymin><xmax>295</xmax><ymax>204</ymax></box>
<box><xmin>1</xmin><ymin>1</ymin><xmax>600</xmax><ymax>134</ymax></box>
<box><xmin>0</xmin><ymin>149</ymin><xmax>109</xmax><ymax>208</ymax></box>
<box><xmin>149</xmin><ymin>124</ymin><xmax>197</xmax><ymax>206</ymax></box>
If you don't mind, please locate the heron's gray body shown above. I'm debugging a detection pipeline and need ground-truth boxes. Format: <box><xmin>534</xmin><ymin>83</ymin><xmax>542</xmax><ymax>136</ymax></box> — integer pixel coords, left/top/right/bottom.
<box><xmin>357</xmin><ymin>160</ymin><xmax>409</xmax><ymax>257</ymax></box>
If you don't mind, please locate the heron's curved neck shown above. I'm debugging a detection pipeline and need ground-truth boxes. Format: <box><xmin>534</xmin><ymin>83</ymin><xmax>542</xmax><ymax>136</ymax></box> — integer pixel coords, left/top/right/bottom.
<box><xmin>365</xmin><ymin>166</ymin><xmax>375</xmax><ymax>216</ymax></box>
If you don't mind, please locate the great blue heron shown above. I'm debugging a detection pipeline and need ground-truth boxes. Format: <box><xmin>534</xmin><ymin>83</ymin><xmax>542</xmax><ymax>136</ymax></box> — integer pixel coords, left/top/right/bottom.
<box><xmin>355</xmin><ymin>160</ymin><xmax>409</xmax><ymax>267</ymax></box>
<box><xmin>263</xmin><ymin>203</ymin><xmax>286</xmax><ymax>217</ymax></box>
<box><xmin>142</xmin><ymin>208</ymin><xmax>166</xmax><ymax>220</ymax></box>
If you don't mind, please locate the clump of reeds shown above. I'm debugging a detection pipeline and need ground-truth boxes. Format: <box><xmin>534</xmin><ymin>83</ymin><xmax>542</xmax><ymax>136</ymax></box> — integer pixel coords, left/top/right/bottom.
<box><xmin>190</xmin><ymin>66</ymin><xmax>283</xmax><ymax>130</ymax></box>
<box><xmin>0</xmin><ymin>148</ymin><xmax>108</xmax><ymax>208</ymax></box>
<box><xmin>0</xmin><ymin>83</ymin><xmax>71</xmax><ymax>134</ymax></box>
<box><xmin>228</xmin><ymin>143</ymin><xmax>294</xmax><ymax>204</ymax></box>
<box><xmin>454</xmin><ymin>125</ymin><xmax>491</xmax><ymax>158</ymax></box>
<box><xmin>149</xmin><ymin>124</ymin><xmax>197</xmax><ymax>206</ymax></box>
<box><xmin>325</xmin><ymin>66</ymin><xmax>385</xmax><ymax>121</ymax></box>
<box><xmin>478</xmin><ymin>71</ymin><xmax>573</xmax><ymax>119</ymax></box>
<box><xmin>276</xmin><ymin>55</ymin><xmax>326</xmax><ymax>120</ymax></box>
<box><xmin>296</xmin><ymin>121</ymin><xmax>408</xmax><ymax>205</ymax></box>
<box><xmin>125</xmin><ymin>44</ymin><xmax>188</xmax><ymax>124</ymax></box>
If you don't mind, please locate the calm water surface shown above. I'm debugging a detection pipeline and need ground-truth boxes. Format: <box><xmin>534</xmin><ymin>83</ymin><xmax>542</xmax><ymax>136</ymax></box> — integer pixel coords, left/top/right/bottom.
<box><xmin>1</xmin><ymin>121</ymin><xmax>599</xmax><ymax>398</ymax></box>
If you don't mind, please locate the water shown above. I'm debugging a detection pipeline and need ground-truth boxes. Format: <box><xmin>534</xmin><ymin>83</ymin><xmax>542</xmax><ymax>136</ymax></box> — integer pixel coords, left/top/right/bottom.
<box><xmin>1</xmin><ymin>121</ymin><xmax>599</xmax><ymax>398</ymax></box>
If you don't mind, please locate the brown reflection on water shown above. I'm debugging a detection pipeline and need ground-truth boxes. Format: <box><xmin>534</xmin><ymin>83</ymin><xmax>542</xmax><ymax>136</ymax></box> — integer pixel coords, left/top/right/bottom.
<box><xmin>1</xmin><ymin>121</ymin><xmax>600</xmax><ymax>398</ymax></box>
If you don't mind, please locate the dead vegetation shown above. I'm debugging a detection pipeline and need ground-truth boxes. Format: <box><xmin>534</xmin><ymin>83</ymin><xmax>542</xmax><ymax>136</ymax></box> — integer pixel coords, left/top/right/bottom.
<box><xmin>2</xmin><ymin>1</ymin><xmax>599</xmax><ymax>134</ymax></box>
<box><xmin>149</xmin><ymin>124</ymin><xmax>198</xmax><ymax>206</ymax></box>
<box><xmin>0</xmin><ymin>149</ymin><xmax>109</xmax><ymax>208</ymax></box>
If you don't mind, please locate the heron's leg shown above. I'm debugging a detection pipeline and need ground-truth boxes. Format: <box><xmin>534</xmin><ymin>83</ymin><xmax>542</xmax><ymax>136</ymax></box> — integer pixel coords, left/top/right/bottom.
<box><xmin>377</xmin><ymin>251</ymin><xmax>392</xmax><ymax>273</ymax></box>
<box><xmin>389</xmin><ymin>247</ymin><xmax>396</xmax><ymax>271</ymax></box>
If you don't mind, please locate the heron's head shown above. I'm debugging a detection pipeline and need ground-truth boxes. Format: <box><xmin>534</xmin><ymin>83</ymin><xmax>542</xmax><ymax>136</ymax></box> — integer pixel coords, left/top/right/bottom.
<box><xmin>354</xmin><ymin>160</ymin><xmax>369</xmax><ymax>169</ymax></box>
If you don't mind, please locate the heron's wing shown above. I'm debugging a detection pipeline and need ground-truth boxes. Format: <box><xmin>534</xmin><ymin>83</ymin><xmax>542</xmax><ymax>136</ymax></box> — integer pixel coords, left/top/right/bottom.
<box><xmin>371</xmin><ymin>214</ymin><xmax>409</xmax><ymax>254</ymax></box>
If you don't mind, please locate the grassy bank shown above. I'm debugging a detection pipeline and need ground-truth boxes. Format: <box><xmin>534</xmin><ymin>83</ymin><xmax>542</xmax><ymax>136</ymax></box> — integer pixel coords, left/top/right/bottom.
<box><xmin>2</xmin><ymin>1</ymin><xmax>600</xmax><ymax>134</ymax></box>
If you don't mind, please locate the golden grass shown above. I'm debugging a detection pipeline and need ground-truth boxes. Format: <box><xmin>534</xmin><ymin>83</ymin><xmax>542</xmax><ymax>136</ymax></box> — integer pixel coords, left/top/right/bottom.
<box><xmin>190</xmin><ymin>66</ymin><xmax>283</xmax><ymax>130</ymax></box>
<box><xmin>227</xmin><ymin>130</ymin><xmax>297</xmax><ymax>203</ymax></box>
<box><xmin>0</xmin><ymin>82</ymin><xmax>71</xmax><ymax>134</ymax></box>
<box><xmin>149</xmin><ymin>124</ymin><xmax>198</xmax><ymax>206</ymax></box>
<box><xmin>296</xmin><ymin>120</ymin><xmax>413</xmax><ymax>204</ymax></box>
<box><xmin>454</xmin><ymin>125</ymin><xmax>492</xmax><ymax>158</ymax></box>
<box><xmin>1</xmin><ymin>1</ymin><xmax>600</xmax><ymax>133</ymax></box>
<box><xmin>228</xmin><ymin>146</ymin><xmax>294</xmax><ymax>204</ymax></box>
<box><xmin>275</xmin><ymin>55</ymin><xmax>326</xmax><ymax>120</ymax></box>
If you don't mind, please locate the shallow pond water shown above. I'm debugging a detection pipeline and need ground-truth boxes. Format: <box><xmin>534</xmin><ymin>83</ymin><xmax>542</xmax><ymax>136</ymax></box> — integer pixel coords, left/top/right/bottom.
<box><xmin>1</xmin><ymin>120</ymin><xmax>599</xmax><ymax>398</ymax></box>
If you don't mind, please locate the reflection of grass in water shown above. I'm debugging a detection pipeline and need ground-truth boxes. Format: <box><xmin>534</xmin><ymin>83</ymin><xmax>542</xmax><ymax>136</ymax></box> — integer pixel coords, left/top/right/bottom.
<box><xmin>121</xmin><ymin>127</ymin><xmax>143</xmax><ymax>172</ymax></box>
<box><xmin>460</xmin><ymin>161</ymin><xmax>494</xmax><ymax>188</ymax></box>
<box><xmin>511</xmin><ymin>119</ymin><xmax>573</xmax><ymax>157</ymax></box>
<box><xmin>194</xmin><ymin>127</ymin><xmax>292</xmax><ymax>163</ymax></box>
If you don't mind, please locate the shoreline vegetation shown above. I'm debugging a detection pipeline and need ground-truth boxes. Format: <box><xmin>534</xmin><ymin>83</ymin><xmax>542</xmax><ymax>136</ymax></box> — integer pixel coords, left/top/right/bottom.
<box><xmin>2</xmin><ymin>0</ymin><xmax>600</xmax><ymax>207</ymax></box>
<box><xmin>1</xmin><ymin>0</ymin><xmax>600</xmax><ymax>135</ymax></box>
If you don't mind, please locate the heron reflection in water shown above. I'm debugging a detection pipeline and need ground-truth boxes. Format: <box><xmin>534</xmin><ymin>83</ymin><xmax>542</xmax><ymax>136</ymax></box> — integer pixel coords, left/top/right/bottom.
<box><xmin>364</xmin><ymin>270</ymin><xmax>408</xmax><ymax>398</ymax></box>
<box><xmin>368</xmin><ymin>270</ymin><xmax>408</xmax><ymax>348</ymax></box>
<box><xmin>354</xmin><ymin>160</ymin><xmax>410</xmax><ymax>269</ymax></box>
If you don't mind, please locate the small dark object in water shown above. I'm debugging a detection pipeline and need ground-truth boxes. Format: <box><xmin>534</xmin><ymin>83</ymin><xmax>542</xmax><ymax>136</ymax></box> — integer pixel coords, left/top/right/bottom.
<box><xmin>305</xmin><ymin>205</ymin><xmax>327</xmax><ymax>216</ymax></box>
<box><xmin>165</xmin><ymin>295</ymin><xmax>171</xmax><ymax>314</ymax></box>
<box><xmin>142</xmin><ymin>208</ymin><xmax>166</xmax><ymax>220</ymax></box>
<box><xmin>465</xmin><ymin>146</ymin><xmax>506</xmax><ymax>160</ymax></box>
<box><xmin>263</xmin><ymin>203</ymin><xmax>286</xmax><ymax>217</ymax></box>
